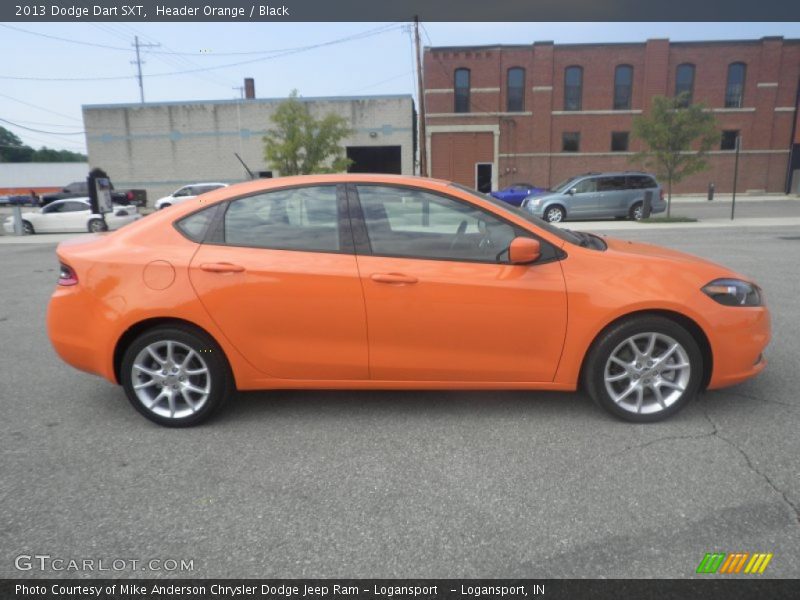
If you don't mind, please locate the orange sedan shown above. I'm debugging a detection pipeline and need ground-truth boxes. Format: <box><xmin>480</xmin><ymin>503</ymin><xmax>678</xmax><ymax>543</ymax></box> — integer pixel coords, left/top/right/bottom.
<box><xmin>47</xmin><ymin>174</ymin><xmax>770</xmax><ymax>426</ymax></box>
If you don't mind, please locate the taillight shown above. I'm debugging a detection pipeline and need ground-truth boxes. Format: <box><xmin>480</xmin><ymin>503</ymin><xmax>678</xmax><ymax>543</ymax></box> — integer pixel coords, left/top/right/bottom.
<box><xmin>127</xmin><ymin>191</ymin><xmax>134</xmax><ymax>200</ymax></box>
<box><xmin>58</xmin><ymin>263</ymin><xmax>78</xmax><ymax>286</ymax></box>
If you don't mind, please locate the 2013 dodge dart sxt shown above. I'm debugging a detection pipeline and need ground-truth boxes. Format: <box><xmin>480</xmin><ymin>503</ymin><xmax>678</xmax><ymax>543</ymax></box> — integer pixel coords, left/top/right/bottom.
<box><xmin>46</xmin><ymin>174</ymin><xmax>770</xmax><ymax>426</ymax></box>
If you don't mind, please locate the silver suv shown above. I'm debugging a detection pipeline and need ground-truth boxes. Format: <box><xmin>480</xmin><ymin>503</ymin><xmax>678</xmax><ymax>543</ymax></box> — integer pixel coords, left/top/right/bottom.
<box><xmin>521</xmin><ymin>172</ymin><xmax>665</xmax><ymax>222</ymax></box>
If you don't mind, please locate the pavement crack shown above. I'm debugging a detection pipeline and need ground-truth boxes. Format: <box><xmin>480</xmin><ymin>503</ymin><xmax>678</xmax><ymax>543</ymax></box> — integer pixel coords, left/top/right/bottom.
<box><xmin>702</xmin><ymin>407</ymin><xmax>800</xmax><ymax>526</ymax></box>
<box><xmin>725</xmin><ymin>389</ymin><xmax>798</xmax><ymax>410</ymax></box>
<box><xmin>611</xmin><ymin>428</ymin><xmax>716</xmax><ymax>456</ymax></box>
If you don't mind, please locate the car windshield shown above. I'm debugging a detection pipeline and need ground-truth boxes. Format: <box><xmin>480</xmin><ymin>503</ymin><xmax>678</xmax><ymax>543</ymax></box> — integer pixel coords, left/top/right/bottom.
<box><xmin>450</xmin><ymin>183</ymin><xmax>583</xmax><ymax>246</ymax></box>
<box><xmin>550</xmin><ymin>177</ymin><xmax>578</xmax><ymax>193</ymax></box>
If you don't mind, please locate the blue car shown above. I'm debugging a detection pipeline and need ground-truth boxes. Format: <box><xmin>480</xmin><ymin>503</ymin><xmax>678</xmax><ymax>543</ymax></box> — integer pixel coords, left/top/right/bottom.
<box><xmin>490</xmin><ymin>183</ymin><xmax>546</xmax><ymax>206</ymax></box>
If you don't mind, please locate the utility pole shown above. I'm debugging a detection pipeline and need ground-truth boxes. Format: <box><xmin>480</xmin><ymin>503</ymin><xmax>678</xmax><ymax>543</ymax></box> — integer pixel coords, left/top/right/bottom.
<box><xmin>131</xmin><ymin>35</ymin><xmax>160</xmax><ymax>104</ymax></box>
<box><xmin>414</xmin><ymin>15</ymin><xmax>428</xmax><ymax>177</ymax></box>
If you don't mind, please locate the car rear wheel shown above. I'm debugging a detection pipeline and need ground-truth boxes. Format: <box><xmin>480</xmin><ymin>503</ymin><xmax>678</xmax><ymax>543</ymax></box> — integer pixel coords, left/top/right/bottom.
<box><xmin>629</xmin><ymin>202</ymin><xmax>644</xmax><ymax>221</ymax></box>
<box><xmin>584</xmin><ymin>315</ymin><xmax>702</xmax><ymax>422</ymax></box>
<box><xmin>22</xmin><ymin>220</ymin><xmax>34</xmax><ymax>235</ymax></box>
<box><xmin>120</xmin><ymin>325</ymin><xmax>233</xmax><ymax>427</ymax></box>
<box><xmin>159</xmin><ymin>203</ymin><xmax>171</xmax><ymax>210</ymax></box>
<box><xmin>88</xmin><ymin>218</ymin><xmax>107</xmax><ymax>233</ymax></box>
<box><xmin>544</xmin><ymin>205</ymin><xmax>566</xmax><ymax>223</ymax></box>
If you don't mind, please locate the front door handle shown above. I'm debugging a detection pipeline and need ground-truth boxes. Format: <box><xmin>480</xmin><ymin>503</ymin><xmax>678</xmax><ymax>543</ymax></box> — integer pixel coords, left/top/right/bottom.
<box><xmin>200</xmin><ymin>262</ymin><xmax>245</xmax><ymax>273</ymax></box>
<box><xmin>370</xmin><ymin>273</ymin><xmax>418</xmax><ymax>284</ymax></box>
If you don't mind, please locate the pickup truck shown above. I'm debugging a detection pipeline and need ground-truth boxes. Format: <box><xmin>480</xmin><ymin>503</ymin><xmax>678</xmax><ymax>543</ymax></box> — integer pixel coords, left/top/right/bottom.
<box><xmin>41</xmin><ymin>181</ymin><xmax>147</xmax><ymax>207</ymax></box>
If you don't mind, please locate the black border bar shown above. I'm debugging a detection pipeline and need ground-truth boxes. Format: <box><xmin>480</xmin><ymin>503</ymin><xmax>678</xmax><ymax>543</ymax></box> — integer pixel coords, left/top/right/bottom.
<box><xmin>2</xmin><ymin>579</ymin><xmax>799</xmax><ymax>600</ymax></box>
<box><xmin>3</xmin><ymin>0</ymin><xmax>800</xmax><ymax>22</ymax></box>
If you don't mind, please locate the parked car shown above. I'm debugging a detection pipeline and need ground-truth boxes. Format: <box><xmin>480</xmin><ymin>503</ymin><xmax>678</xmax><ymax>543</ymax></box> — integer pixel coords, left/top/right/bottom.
<box><xmin>3</xmin><ymin>198</ymin><xmax>140</xmax><ymax>234</ymax></box>
<box><xmin>490</xmin><ymin>183</ymin><xmax>546</xmax><ymax>206</ymax></box>
<box><xmin>155</xmin><ymin>183</ymin><xmax>228</xmax><ymax>210</ymax></box>
<box><xmin>47</xmin><ymin>174</ymin><xmax>769</xmax><ymax>427</ymax></box>
<box><xmin>522</xmin><ymin>172</ymin><xmax>665</xmax><ymax>222</ymax></box>
<box><xmin>41</xmin><ymin>181</ymin><xmax>147</xmax><ymax>207</ymax></box>
<box><xmin>0</xmin><ymin>195</ymin><xmax>34</xmax><ymax>206</ymax></box>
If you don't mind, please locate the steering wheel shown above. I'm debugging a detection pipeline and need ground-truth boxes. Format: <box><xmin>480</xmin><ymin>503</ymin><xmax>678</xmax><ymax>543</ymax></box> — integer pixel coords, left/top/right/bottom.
<box><xmin>448</xmin><ymin>220</ymin><xmax>468</xmax><ymax>251</ymax></box>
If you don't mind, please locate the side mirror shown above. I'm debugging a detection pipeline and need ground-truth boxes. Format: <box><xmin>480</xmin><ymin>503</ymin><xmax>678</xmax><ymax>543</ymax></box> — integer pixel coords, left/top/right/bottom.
<box><xmin>567</xmin><ymin>187</ymin><xmax>577</xmax><ymax>195</ymax></box>
<box><xmin>508</xmin><ymin>237</ymin><xmax>541</xmax><ymax>264</ymax></box>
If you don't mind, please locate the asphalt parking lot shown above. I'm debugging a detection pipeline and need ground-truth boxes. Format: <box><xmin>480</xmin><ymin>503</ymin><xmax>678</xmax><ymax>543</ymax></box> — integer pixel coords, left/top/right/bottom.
<box><xmin>1</xmin><ymin>216</ymin><xmax>799</xmax><ymax>579</ymax></box>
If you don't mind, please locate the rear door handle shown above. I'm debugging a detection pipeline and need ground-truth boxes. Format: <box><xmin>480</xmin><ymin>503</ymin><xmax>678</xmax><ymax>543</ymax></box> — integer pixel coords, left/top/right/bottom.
<box><xmin>370</xmin><ymin>273</ymin><xmax>418</xmax><ymax>284</ymax></box>
<box><xmin>200</xmin><ymin>262</ymin><xmax>245</xmax><ymax>273</ymax></box>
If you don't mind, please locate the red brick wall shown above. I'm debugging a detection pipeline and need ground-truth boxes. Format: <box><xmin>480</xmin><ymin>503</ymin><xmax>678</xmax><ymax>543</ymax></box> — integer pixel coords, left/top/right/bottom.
<box><xmin>431</xmin><ymin>132</ymin><xmax>494</xmax><ymax>187</ymax></box>
<box><xmin>424</xmin><ymin>37</ymin><xmax>800</xmax><ymax>193</ymax></box>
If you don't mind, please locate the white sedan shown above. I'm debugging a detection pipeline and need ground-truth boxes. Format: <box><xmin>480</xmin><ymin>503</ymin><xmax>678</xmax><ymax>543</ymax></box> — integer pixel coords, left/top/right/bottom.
<box><xmin>3</xmin><ymin>198</ymin><xmax>140</xmax><ymax>235</ymax></box>
<box><xmin>154</xmin><ymin>182</ymin><xmax>228</xmax><ymax>210</ymax></box>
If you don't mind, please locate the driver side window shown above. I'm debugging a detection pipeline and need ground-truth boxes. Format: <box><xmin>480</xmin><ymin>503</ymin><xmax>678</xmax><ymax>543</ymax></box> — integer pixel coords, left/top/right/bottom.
<box><xmin>356</xmin><ymin>185</ymin><xmax>519</xmax><ymax>263</ymax></box>
<box><xmin>573</xmin><ymin>178</ymin><xmax>597</xmax><ymax>194</ymax></box>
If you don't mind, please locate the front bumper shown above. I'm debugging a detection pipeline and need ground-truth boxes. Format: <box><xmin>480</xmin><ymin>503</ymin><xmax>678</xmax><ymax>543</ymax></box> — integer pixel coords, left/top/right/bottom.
<box><xmin>706</xmin><ymin>306</ymin><xmax>771</xmax><ymax>389</ymax></box>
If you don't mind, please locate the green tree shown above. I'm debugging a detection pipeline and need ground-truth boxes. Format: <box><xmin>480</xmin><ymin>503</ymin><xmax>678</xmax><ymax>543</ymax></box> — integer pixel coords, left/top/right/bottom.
<box><xmin>31</xmin><ymin>147</ymin><xmax>87</xmax><ymax>162</ymax></box>
<box><xmin>0</xmin><ymin>126</ymin><xmax>34</xmax><ymax>162</ymax></box>
<box><xmin>631</xmin><ymin>93</ymin><xmax>718</xmax><ymax>217</ymax></box>
<box><xmin>263</xmin><ymin>90</ymin><xmax>352</xmax><ymax>175</ymax></box>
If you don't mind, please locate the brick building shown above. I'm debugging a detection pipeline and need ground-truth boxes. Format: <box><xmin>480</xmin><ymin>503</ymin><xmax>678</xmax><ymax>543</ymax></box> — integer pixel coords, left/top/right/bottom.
<box><xmin>423</xmin><ymin>37</ymin><xmax>800</xmax><ymax>194</ymax></box>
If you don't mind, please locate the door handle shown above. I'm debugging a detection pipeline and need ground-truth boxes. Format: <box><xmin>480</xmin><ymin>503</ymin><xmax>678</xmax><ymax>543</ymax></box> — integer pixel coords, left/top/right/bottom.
<box><xmin>200</xmin><ymin>262</ymin><xmax>245</xmax><ymax>273</ymax></box>
<box><xmin>370</xmin><ymin>273</ymin><xmax>418</xmax><ymax>284</ymax></box>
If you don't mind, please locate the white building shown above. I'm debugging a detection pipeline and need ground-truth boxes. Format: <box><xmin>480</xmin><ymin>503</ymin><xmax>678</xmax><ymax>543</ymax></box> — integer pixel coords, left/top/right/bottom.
<box><xmin>83</xmin><ymin>94</ymin><xmax>416</xmax><ymax>204</ymax></box>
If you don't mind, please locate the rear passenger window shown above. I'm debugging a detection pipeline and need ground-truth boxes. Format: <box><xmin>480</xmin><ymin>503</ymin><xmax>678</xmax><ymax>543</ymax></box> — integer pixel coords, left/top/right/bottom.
<box><xmin>176</xmin><ymin>205</ymin><xmax>218</xmax><ymax>242</ymax></box>
<box><xmin>598</xmin><ymin>176</ymin><xmax>627</xmax><ymax>191</ymax></box>
<box><xmin>224</xmin><ymin>186</ymin><xmax>340</xmax><ymax>252</ymax></box>
<box><xmin>627</xmin><ymin>176</ymin><xmax>656</xmax><ymax>189</ymax></box>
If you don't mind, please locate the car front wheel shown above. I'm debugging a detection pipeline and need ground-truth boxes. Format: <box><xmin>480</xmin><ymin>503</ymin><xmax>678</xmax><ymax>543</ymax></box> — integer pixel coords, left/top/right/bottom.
<box><xmin>584</xmin><ymin>315</ymin><xmax>703</xmax><ymax>422</ymax></box>
<box><xmin>544</xmin><ymin>205</ymin><xmax>566</xmax><ymax>223</ymax></box>
<box><xmin>120</xmin><ymin>325</ymin><xmax>233</xmax><ymax>427</ymax></box>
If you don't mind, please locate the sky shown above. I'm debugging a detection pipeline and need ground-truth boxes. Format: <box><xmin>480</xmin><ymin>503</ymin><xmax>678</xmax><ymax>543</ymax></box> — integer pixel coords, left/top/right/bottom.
<box><xmin>1</xmin><ymin>21</ymin><xmax>799</xmax><ymax>154</ymax></box>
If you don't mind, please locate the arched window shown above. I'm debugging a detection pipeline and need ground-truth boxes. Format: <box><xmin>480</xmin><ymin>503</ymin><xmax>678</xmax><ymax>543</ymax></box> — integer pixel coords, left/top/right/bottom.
<box><xmin>675</xmin><ymin>63</ymin><xmax>695</xmax><ymax>107</ymax></box>
<box><xmin>613</xmin><ymin>65</ymin><xmax>633</xmax><ymax>110</ymax></box>
<box><xmin>725</xmin><ymin>62</ymin><xmax>746</xmax><ymax>108</ymax></box>
<box><xmin>564</xmin><ymin>66</ymin><xmax>583</xmax><ymax>111</ymax></box>
<box><xmin>507</xmin><ymin>67</ymin><xmax>525</xmax><ymax>112</ymax></box>
<box><xmin>454</xmin><ymin>68</ymin><xmax>470</xmax><ymax>113</ymax></box>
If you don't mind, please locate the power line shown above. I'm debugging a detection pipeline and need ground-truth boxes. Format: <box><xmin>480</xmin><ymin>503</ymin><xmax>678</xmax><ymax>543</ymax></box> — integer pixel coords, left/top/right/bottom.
<box><xmin>0</xmin><ymin>117</ymin><xmax>85</xmax><ymax>135</ymax></box>
<box><xmin>0</xmin><ymin>92</ymin><xmax>83</xmax><ymax>123</ymax></box>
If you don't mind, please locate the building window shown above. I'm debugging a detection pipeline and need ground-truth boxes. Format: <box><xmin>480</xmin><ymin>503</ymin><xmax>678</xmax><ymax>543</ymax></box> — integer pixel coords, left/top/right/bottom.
<box><xmin>562</xmin><ymin>132</ymin><xmax>580</xmax><ymax>152</ymax></box>
<box><xmin>611</xmin><ymin>131</ymin><xmax>629</xmax><ymax>152</ymax></box>
<box><xmin>725</xmin><ymin>62</ymin><xmax>746</xmax><ymax>108</ymax></box>
<box><xmin>675</xmin><ymin>63</ymin><xmax>695</xmax><ymax>107</ymax></box>
<box><xmin>507</xmin><ymin>67</ymin><xmax>525</xmax><ymax>112</ymax></box>
<box><xmin>613</xmin><ymin>65</ymin><xmax>633</xmax><ymax>110</ymax></box>
<box><xmin>454</xmin><ymin>68</ymin><xmax>470</xmax><ymax>113</ymax></box>
<box><xmin>564</xmin><ymin>66</ymin><xmax>583</xmax><ymax>111</ymax></box>
<box><xmin>721</xmin><ymin>130</ymin><xmax>740</xmax><ymax>151</ymax></box>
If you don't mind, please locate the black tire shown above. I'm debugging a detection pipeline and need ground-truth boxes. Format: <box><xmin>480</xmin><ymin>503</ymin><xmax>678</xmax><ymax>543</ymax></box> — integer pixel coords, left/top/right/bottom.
<box><xmin>159</xmin><ymin>203</ymin><xmax>171</xmax><ymax>210</ymax></box>
<box><xmin>583</xmin><ymin>315</ymin><xmax>703</xmax><ymax>423</ymax></box>
<box><xmin>120</xmin><ymin>325</ymin><xmax>234</xmax><ymax>427</ymax></box>
<box><xmin>544</xmin><ymin>205</ymin><xmax>566</xmax><ymax>223</ymax></box>
<box><xmin>22</xmin><ymin>220</ymin><xmax>34</xmax><ymax>235</ymax></box>
<box><xmin>88</xmin><ymin>218</ymin><xmax>107</xmax><ymax>233</ymax></box>
<box><xmin>629</xmin><ymin>202</ymin><xmax>644</xmax><ymax>221</ymax></box>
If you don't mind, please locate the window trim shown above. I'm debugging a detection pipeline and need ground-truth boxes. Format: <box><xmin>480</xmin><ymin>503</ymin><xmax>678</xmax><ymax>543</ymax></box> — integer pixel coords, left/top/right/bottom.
<box><xmin>613</xmin><ymin>64</ymin><xmax>633</xmax><ymax>110</ymax></box>
<box><xmin>454</xmin><ymin>68</ymin><xmax>471</xmax><ymax>113</ymax></box>
<box><xmin>725</xmin><ymin>62</ymin><xmax>747</xmax><ymax>108</ymax></box>
<box><xmin>564</xmin><ymin>65</ymin><xmax>583</xmax><ymax>111</ymax></box>
<box><xmin>506</xmin><ymin>66</ymin><xmax>526</xmax><ymax>112</ymax></box>
<box><xmin>345</xmin><ymin>182</ymin><xmax>560</xmax><ymax>266</ymax></box>
<box><xmin>187</xmin><ymin>183</ymin><xmax>355</xmax><ymax>255</ymax></box>
<box><xmin>675</xmin><ymin>63</ymin><xmax>696</xmax><ymax>106</ymax></box>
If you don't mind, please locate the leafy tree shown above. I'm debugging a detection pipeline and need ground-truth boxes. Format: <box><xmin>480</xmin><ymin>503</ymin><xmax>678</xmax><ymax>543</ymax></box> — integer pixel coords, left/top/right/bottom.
<box><xmin>631</xmin><ymin>93</ymin><xmax>718</xmax><ymax>217</ymax></box>
<box><xmin>0</xmin><ymin>126</ymin><xmax>33</xmax><ymax>162</ymax></box>
<box><xmin>0</xmin><ymin>126</ymin><xmax>86</xmax><ymax>162</ymax></box>
<box><xmin>263</xmin><ymin>90</ymin><xmax>352</xmax><ymax>175</ymax></box>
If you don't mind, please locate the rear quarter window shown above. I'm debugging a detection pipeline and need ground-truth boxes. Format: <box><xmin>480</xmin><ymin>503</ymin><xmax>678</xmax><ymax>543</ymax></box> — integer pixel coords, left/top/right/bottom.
<box><xmin>175</xmin><ymin>205</ymin><xmax>219</xmax><ymax>242</ymax></box>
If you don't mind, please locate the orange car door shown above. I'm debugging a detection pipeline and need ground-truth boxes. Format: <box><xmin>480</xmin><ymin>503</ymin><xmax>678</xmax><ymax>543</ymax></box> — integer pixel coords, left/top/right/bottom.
<box><xmin>189</xmin><ymin>185</ymin><xmax>368</xmax><ymax>380</ymax></box>
<box><xmin>349</xmin><ymin>184</ymin><xmax>568</xmax><ymax>382</ymax></box>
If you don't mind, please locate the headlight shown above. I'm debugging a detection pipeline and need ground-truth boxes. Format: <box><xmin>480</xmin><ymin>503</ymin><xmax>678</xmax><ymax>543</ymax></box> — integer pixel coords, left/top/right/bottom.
<box><xmin>702</xmin><ymin>279</ymin><xmax>762</xmax><ymax>307</ymax></box>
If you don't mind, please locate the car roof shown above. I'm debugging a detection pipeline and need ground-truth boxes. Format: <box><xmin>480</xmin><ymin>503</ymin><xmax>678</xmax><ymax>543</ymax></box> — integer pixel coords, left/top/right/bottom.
<box><xmin>573</xmin><ymin>171</ymin><xmax>656</xmax><ymax>178</ymax></box>
<box><xmin>50</xmin><ymin>197</ymin><xmax>90</xmax><ymax>205</ymax></box>
<box><xmin>182</xmin><ymin>182</ymin><xmax>229</xmax><ymax>187</ymax></box>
